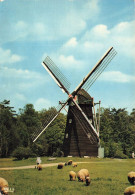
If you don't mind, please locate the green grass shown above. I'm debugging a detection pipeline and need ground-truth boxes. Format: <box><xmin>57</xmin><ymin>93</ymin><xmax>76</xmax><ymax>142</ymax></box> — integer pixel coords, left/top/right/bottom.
<box><xmin>0</xmin><ymin>158</ymin><xmax>134</xmax><ymax>194</ymax></box>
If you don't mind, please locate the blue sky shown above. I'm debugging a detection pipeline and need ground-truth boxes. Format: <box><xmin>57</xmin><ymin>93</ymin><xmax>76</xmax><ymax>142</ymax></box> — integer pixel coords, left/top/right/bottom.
<box><xmin>0</xmin><ymin>0</ymin><xmax>134</xmax><ymax>113</ymax></box>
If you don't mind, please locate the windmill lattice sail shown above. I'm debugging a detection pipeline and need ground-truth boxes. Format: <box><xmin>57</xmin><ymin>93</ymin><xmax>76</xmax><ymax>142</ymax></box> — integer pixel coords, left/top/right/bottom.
<box><xmin>42</xmin><ymin>56</ymin><xmax>71</xmax><ymax>94</ymax></box>
<box><xmin>82</xmin><ymin>47</ymin><xmax>117</xmax><ymax>91</ymax></box>
<box><xmin>72</xmin><ymin>47</ymin><xmax>117</xmax><ymax>95</ymax></box>
<box><xmin>32</xmin><ymin>102</ymin><xmax>68</xmax><ymax>142</ymax></box>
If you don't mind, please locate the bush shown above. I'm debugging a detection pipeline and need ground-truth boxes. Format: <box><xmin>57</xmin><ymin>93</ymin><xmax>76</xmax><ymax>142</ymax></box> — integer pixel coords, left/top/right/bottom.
<box><xmin>114</xmin><ymin>150</ymin><xmax>128</xmax><ymax>159</ymax></box>
<box><xmin>12</xmin><ymin>147</ymin><xmax>33</xmax><ymax>160</ymax></box>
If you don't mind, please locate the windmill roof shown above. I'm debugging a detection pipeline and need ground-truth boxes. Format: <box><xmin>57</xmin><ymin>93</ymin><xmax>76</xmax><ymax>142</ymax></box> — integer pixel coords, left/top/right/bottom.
<box><xmin>77</xmin><ymin>89</ymin><xmax>93</xmax><ymax>105</ymax></box>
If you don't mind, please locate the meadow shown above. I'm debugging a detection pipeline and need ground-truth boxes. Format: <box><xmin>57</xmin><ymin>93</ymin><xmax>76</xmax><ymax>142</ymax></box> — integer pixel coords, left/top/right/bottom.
<box><xmin>0</xmin><ymin>157</ymin><xmax>134</xmax><ymax>195</ymax></box>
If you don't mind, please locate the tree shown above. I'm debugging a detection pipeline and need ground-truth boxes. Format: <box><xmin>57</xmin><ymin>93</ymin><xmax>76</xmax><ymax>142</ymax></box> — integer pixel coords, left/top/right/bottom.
<box><xmin>0</xmin><ymin>100</ymin><xmax>19</xmax><ymax>157</ymax></box>
<box><xmin>38</xmin><ymin>108</ymin><xmax>66</xmax><ymax>156</ymax></box>
<box><xmin>100</xmin><ymin>107</ymin><xmax>135</xmax><ymax>158</ymax></box>
<box><xmin>18</xmin><ymin>104</ymin><xmax>41</xmax><ymax>147</ymax></box>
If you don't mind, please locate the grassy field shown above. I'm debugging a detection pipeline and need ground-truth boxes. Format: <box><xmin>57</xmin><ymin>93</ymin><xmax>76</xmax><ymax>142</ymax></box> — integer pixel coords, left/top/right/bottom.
<box><xmin>0</xmin><ymin>157</ymin><xmax>134</xmax><ymax>195</ymax></box>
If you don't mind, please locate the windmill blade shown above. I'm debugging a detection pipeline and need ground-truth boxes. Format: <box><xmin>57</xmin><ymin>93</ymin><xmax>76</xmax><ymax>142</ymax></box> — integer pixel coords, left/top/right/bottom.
<box><xmin>71</xmin><ymin>97</ymin><xmax>99</xmax><ymax>140</ymax></box>
<box><xmin>72</xmin><ymin>47</ymin><xmax>117</xmax><ymax>95</ymax></box>
<box><xmin>32</xmin><ymin>101</ymin><xmax>68</xmax><ymax>142</ymax></box>
<box><xmin>42</xmin><ymin>56</ymin><xmax>70</xmax><ymax>95</ymax></box>
<box><xmin>70</xmin><ymin>106</ymin><xmax>98</xmax><ymax>144</ymax></box>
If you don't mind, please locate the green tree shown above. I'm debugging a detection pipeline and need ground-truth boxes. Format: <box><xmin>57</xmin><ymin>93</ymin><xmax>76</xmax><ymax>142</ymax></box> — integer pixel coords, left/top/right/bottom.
<box><xmin>38</xmin><ymin>108</ymin><xmax>66</xmax><ymax>156</ymax></box>
<box><xmin>0</xmin><ymin>100</ymin><xmax>19</xmax><ymax>157</ymax></box>
<box><xmin>18</xmin><ymin>104</ymin><xmax>41</xmax><ymax>147</ymax></box>
<box><xmin>100</xmin><ymin>107</ymin><xmax>135</xmax><ymax>158</ymax></box>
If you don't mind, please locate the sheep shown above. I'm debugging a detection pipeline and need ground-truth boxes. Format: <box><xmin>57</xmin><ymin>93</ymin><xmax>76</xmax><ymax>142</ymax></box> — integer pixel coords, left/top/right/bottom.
<box><xmin>124</xmin><ymin>186</ymin><xmax>135</xmax><ymax>195</ymax></box>
<box><xmin>128</xmin><ymin>172</ymin><xmax>135</xmax><ymax>185</ymax></box>
<box><xmin>68</xmin><ymin>160</ymin><xmax>72</xmax><ymax>165</ymax></box>
<box><xmin>0</xmin><ymin>177</ymin><xmax>8</xmax><ymax>195</ymax></box>
<box><xmin>86</xmin><ymin>177</ymin><xmax>91</xmax><ymax>186</ymax></box>
<box><xmin>72</xmin><ymin>162</ymin><xmax>77</xmax><ymax>167</ymax></box>
<box><xmin>77</xmin><ymin>169</ymin><xmax>89</xmax><ymax>182</ymax></box>
<box><xmin>37</xmin><ymin>164</ymin><xmax>42</xmax><ymax>171</ymax></box>
<box><xmin>57</xmin><ymin>163</ymin><xmax>64</xmax><ymax>169</ymax></box>
<box><xmin>77</xmin><ymin>171</ymin><xmax>85</xmax><ymax>182</ymax></box>
<box><xmin>69</xmin><ymin>171</ymin><xmax>76</xmax><ymax>181</ymax></box>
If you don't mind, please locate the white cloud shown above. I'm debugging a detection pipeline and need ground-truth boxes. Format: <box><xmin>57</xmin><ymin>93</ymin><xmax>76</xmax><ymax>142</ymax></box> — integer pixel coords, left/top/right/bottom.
<box><xmin>0</xmin><ymin>0</ymin><xmax>100</xmax><ymax>43</ymax></box>
<box><xmin>34</xmin><ymin>98</ymin><xmax>52</xmax><ymax>111</ymax></box>
<box><xmin>59</xmin><ymin>55</ymin><xmax>82</xmax><ymax>69</ymax></box>
<box><xmin>0</xmin><ymin>48</ymin><xmax>22</xmax><ymax>64</ymax></box>
<box><xmin>81</xmin><ymin>20</ymin><xmax>135</xmax><ymax>59</ymax></box>
<box><xmin>64</xmin><ymin>37</ymin><xmax>78</xmax><ymax>48</ymax></box>
<box><xmin>0</xmin><ymin>67</ymin><xmax>49</xmax><ymax>90</ymax></box>
<box><xmin>100</xmin><ymin>71</ymin><xmax>135</xmax><ymax>83</ymax></box>
<box><xmin>59</xmin><ymin>15</ymin><xmax>86</xmax><ymax>37</ymax></box>
<box><xmin>91</xmin><ymin>25</ymin><xmax>110</xmax><ymax>38</ymax></box>
<box><xmin>82</xmin><ymin>0</ymin><xmax>99</xmax><ymax>20</ymax></box>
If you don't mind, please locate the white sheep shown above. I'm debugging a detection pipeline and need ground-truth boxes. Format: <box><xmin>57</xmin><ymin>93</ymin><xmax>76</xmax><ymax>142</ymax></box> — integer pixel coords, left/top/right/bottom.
<box><xmin>124</xmin><ymin>186</ymin><xmax>135</xmax><ymax>195</ymax></box>
<box><xmin>69</xmin><ymin>171</ymin><xmax>76</xmax><ymax>181</ymax></box>
<box><xmin>77</xmin><ymin>169</ymin><xmax>89</xmax><ymax>182</ymax></box>
<box><xmin>68</xmin><ymin>160</ymin><xmax>72</xmax><ymax>165</ymax></box>
<box><xmin>0</xmin><ymin>177</ymin><xmax>8</xmax><ymax>195</ymax></box>
<box><xmin>86</xmin><ymin>177</ymin><xmax>91</xmax><ymax>186</ymax></box>
<box><xmin>128</xmin><ymin>171</ymin><xmax>135</xmax><ymax>185</ymax></box>
<box><xmin>72</xmin><ymin>162</ymin><xmax>77</xmax><ymax>167</ymax></box>
<box><xmin>57</xmin><ymin>163</ymin><xmax>64</xmax><ymax>169</ymax></box>
<box><xmin>37</xmin><ymin>164</ymin><xmax>42</xmax><ymax>171</ymax></box>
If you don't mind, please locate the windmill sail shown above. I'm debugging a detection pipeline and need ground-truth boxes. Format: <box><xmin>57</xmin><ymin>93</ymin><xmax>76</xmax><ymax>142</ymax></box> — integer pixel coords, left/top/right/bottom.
<box><xmin>32</xmin><ymin>101</ymin><xmax>68</xmax><ymax>142</ymax></box>
<box><xmin>70</xmin><ymin>105</ymin><xmax>98</xmax><ymax>144</ymax></box>
<box><xmin>42</xmin><ymin>56</ymin><xmax>70</xmax><ymax>94</ymax></box>
<box><xmin>72</xmin><ymin>47</ymin><xmax>117</xmax><ymax>95</ymax></box>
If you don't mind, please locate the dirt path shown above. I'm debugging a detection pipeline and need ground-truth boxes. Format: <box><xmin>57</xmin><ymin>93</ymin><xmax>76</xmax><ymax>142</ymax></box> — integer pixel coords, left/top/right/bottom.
<box><xmin>0</xmin><ymin>162</ymin><xmax>93</xmax><ymax>170</ymax></box>
<box><xmin>0</xmin><ymin>159</ymin><xmax>126</xmax><ymax>170</ymax></box>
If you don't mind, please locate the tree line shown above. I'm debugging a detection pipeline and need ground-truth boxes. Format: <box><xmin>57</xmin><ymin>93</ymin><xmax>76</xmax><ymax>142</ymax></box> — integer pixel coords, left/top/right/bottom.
<box><xmin>0</xmin><ymin>100</ymin><xmax>135</xmax><ymax>159</ymax></box>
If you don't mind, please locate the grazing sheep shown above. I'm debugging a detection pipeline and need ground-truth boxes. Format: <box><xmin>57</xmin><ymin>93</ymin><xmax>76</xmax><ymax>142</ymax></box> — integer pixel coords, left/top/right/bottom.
<box><xmin>57</xmin><ymin>163</ymin><xmax>64</xmax><ymax>169</ymax></box>
<box><xmin>0</xmin><ymin>177</ymin><xmax>8</xmax><ymax>195</ymax></box>
<box><xmin>69</xmin><ymin>171</ymin><xmax>76</xmax><ymax>181</ymax></box>
<box><xmin>72</xmin><ymin>162</ymin><xmax>77</xmax><ymax>167</ymax></box>
<box><xmin>128</xmin><ymin>172</ymin><xmax>135</xmax><ymax>185</ymax></box>
<box><xmin>77</xmin><ymin>171</ymin><xmax>85</xmax><ymax>182</ymax></box>
<box><xmin>37</xmin><ymin>164</ymin><xmax>42</xmax><ymax>171</ymax></box>
<box><xmin>77</xmin><ymin>169</ymin><xmax>89</xmax><ymax>182</ymax></box>
<box><xmin>124</xmin><ymin>186</ymin><xmax>135</xmax><ymax>195</ymax></box>
<box><xmin>86</xmin><ymin>177</ymin><xmax>91</xmax><ymax>186</ymax></box>
<box><xmin>68</xmin><ymin>160</ymin><xmax>72</xmax><ymax>165</ymax></box>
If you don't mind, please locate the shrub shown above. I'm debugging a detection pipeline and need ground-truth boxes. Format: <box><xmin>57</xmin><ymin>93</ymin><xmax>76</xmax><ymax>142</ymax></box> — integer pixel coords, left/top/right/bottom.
<box><xmin>114</xmin><ymin>150</ymin><xmax>128</xmax><ymax>159</ymax></box>
<box><xmin>12</xmin><ymin>147</ymin><xmax>33</xmax><ymax>160</ymax></box>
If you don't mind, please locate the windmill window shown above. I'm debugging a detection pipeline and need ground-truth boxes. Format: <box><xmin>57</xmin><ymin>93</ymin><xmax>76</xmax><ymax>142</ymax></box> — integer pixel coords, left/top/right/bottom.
<box><xmin>66</xmin><ymin>133</ymin><xmax>68</xmax><ymax>138</ymax></box>
<box><xmin>87</xmin><ymin>133</ymin><xmax>91</xmax><ymax>139</ymax></box>
<box><xmin>89</xmin><ymin>119</ymin><xmax>92</xmax><ymax>124</ymax></box>
<box><xmin>69</xmin><ymin>119</ymin><xmax>72</xmax><ymax>123</ymax></box>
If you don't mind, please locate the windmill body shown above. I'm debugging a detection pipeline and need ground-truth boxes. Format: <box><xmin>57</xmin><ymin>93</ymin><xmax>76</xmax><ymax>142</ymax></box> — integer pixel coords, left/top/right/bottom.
<box><xmin>63</xmin><ymin>89</ymin><xmax>98</xmax><ymax>157</ymax></box>
<box><xmin>32</xmin><ymin>47</ymin><xmax>117</xmax><ymax>157</ymax></box>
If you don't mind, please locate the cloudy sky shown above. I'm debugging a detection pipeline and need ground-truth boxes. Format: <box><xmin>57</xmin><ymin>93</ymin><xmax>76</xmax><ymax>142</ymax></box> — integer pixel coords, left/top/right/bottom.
<box><xmin>0</xmin><ymin>0</ymin><xmax>134</xmax><ymax>113</ymax></box>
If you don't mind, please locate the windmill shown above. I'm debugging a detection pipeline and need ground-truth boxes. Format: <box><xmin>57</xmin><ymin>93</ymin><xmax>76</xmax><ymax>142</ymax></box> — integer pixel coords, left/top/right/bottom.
<box><xmin>32</xmin><ymin>47</ymin><xmax>117</xmax><ymax>157</ymax></box>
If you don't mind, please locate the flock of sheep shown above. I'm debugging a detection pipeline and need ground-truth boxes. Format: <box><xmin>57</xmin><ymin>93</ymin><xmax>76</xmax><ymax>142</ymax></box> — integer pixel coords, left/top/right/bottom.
<box><xmin>34</xmin><ymin>159</ymin><xmax>135</xmax><ymax>194</ymax></box>
<box><xmin>57</xmin><ymin>160</ymin><xmax>91</xmax><ymax>186</ymax></box>
<box><xmin>0</xmin><ymin>161</ymin><xmax>135</xmax><ymax>194</ymax></box>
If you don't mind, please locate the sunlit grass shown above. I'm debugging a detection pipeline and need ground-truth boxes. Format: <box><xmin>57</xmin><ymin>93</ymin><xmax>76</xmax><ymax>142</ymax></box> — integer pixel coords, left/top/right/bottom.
<box><xmin>0</xmin><ymin>158</ymin><xmax>134</xmax><ymax>194</ymax></box>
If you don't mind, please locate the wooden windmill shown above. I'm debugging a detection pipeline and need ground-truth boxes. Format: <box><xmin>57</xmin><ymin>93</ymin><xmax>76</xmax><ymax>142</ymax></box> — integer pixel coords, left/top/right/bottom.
<box><xmin>32</xmin><ymin>47</ymin><xmax>117</xmax><ymax>157</ymax></box>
